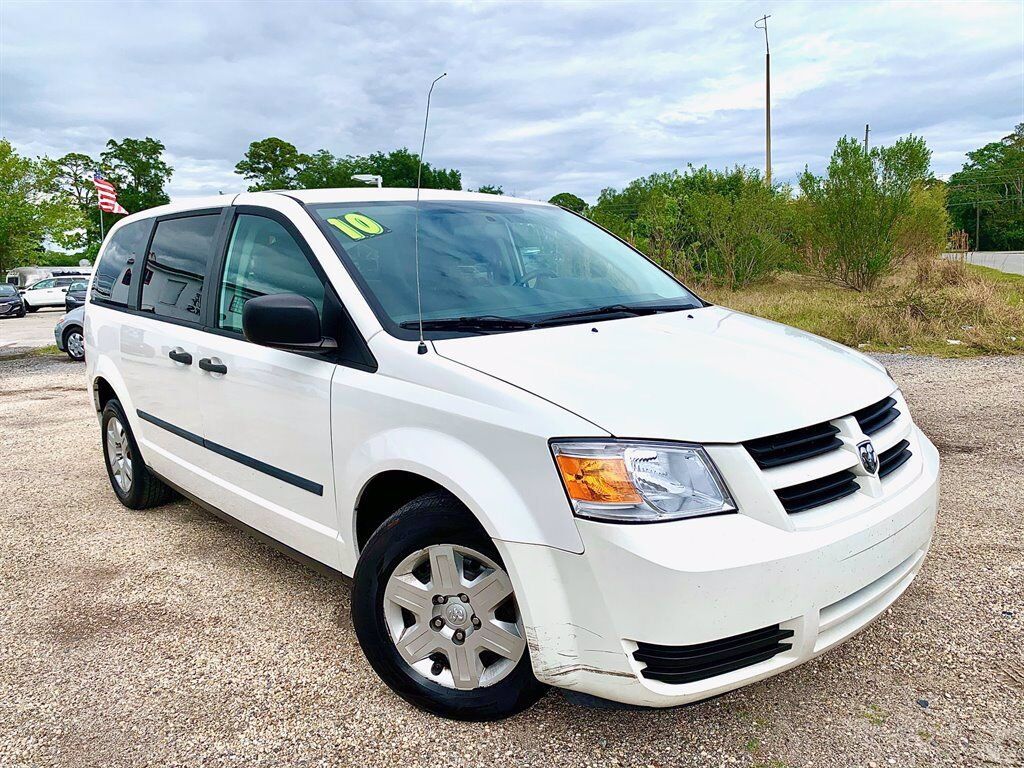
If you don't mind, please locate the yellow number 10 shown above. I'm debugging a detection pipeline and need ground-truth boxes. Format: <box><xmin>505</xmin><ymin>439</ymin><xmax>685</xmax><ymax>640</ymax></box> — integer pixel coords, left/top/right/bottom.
<box><xmin>327</xmin><ymin>213</ymin><xmax>385</xmax><ymax>240</ymax></box>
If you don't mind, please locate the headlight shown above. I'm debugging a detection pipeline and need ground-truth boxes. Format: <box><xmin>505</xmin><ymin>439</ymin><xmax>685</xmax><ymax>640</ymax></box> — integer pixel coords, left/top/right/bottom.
<box><xmin>550</xmin><ymin>440</ymin><xmax>736</xmax><ymax>523</ymax></box>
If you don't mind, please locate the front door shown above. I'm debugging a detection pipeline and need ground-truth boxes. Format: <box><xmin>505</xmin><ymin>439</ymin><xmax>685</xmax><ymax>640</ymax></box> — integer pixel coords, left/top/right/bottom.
<box><xmin>26</xmin><ymin>279</ymin><xmax>59</xmax><ymax>307</ymax></box>
<box><xmin>195</xmin><ymin>209</ymin><xmax>340</xmax><ymax>566</ymax></box>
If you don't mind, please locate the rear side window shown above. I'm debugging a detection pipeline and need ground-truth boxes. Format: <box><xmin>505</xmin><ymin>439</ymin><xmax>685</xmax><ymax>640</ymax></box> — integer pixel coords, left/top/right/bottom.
<box><xmin>217</xmin><ymin>214</ymin><xmax>325</xmax><ymax>333</ymax></box>
<box><xmin>31</xmin><ymin>279</ymin><xmax>55</xmax><ymax>289</ymax></box>
<box><xmin>141</xmin><ymin>215</ymin><xmax>220</xmax><ymax>322</ymax></box>
<box><xmin>92</xmin><ymin>220</ymin><xmax>150</xmax><ymax>306</ymax></box>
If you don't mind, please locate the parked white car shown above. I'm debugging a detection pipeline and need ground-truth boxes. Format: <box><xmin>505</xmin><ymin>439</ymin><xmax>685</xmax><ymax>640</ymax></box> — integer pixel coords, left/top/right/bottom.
<box><xmin>21</xmin><ymin>275</ymin><xmax>80</xmax><ymax>311</ymax></box>
<box><xmin>85</xmin><ymin>189</ymin><xmax>939</xmax><ymax>720</ymax></box>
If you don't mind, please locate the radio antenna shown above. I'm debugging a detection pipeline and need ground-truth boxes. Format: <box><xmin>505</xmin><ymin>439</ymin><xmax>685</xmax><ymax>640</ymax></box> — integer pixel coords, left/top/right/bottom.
<box><xmin>414</xmin><ymin>72</ymin><xmax>447</xmax><ymax>355</ymax></box>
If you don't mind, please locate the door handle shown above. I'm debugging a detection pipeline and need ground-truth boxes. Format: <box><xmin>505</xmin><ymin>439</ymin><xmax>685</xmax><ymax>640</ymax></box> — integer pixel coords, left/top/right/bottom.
<box><xmin>168</xmin><ymin>348</ymin><xmax>193</xmax><ymax>365</ymax></box>
<box><xmin>198</xmin><ymin>357</ymin><xmax>227</xmax><ymax>375</ymax></box>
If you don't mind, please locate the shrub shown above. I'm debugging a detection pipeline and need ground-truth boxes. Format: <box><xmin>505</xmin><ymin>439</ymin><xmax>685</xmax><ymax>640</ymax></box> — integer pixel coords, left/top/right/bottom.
<box><xmin>798</xmin><ymin>135</ymin><xmax>934</xmax><ymax>291</ymax></box>
<box><xmin>589</xmin><ymin>165</ymin><xmax>793</xmax><ymax>289</ymax></box>
<box><xmin>897</xmin><ymin>182</ymin><xmax>950</xmax><ymax>263</ymax></box>
<box><xmin>685</xmin><ymin>179</ymin><xmax>791</xmax><ymax>289</ymax></box>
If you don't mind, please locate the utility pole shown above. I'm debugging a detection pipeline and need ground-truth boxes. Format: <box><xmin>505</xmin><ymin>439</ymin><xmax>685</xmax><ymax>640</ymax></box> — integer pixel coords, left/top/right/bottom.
<box><xmin>975</xmin><ymin>204</ymin><xmax>980</xmax><ymax>252</ymax></box>
<box><xmin>755</xmin><ymin>15</ymin><xmax>772</xmax><ymax>187</ymax></box>
<box><xmin>863</xmin><ymin>124</ymin><xmax>870</xmax><ymax>152</ymax></box>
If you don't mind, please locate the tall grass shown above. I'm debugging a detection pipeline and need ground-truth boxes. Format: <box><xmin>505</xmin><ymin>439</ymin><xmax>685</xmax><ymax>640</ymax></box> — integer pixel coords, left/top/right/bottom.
<box><xmin>703</xmin><ymin>258</ymin><xmax>1024</xmax><ymax>357</ymax></box>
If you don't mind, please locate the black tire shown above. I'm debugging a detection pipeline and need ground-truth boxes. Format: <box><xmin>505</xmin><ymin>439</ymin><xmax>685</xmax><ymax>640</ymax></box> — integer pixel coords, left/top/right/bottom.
<box><xmin>352</xmin><ymin>491</ymin><xmax>547</xmax><ymax>720</ymax></box>
<box><xmin>63</xmin><ymin>325</ymin><xmax>85</xmax><ymax>361</ymax></box>
<box><xmin>101</xmin><ymin>399</ymin><xmax>175</xmax><ymax>509</ymax></box>
<box><xmin>25</xmin><ymin>304</ymin><xmax>38</xmax><ymax>313</ymax></box>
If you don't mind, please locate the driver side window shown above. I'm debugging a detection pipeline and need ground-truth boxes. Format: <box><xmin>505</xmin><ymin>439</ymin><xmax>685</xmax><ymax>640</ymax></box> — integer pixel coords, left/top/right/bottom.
<box><xmin>218</xmin><ymin>214</ymin><xmax>326</xmax><ymax>334</ymax></box>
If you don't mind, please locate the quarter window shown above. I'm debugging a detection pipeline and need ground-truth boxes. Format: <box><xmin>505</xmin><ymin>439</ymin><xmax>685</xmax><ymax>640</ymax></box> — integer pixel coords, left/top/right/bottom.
<box><xmin>141</xmin><ymin>215</ymin><xmax>220</xmax><ymax>322</ymax></box>
<box><xmin>217</xmin><ymin>214</ymin><xmax>325</xmax><ymax>334</ymax></box>
<box><xmin>92</xmin><ymin>220</ymin><xmax>150</xmax><ymax>307</ymax></box>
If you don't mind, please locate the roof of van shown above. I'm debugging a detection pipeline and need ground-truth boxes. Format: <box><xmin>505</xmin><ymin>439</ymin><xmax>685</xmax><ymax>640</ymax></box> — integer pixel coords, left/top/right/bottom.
<box><xmin>121</xmin><ymin>189</ymin><xmax>549</xmax><ymax>222</ymax></box>
<box><xmin>282</xmin><ymin>188</ymin><xmax>548</xmax><ymax>206</ymax></box>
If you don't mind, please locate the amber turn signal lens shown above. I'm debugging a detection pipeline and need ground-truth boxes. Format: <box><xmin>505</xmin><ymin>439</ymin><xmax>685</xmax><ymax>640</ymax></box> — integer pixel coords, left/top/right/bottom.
<box><xmin>555</xmin><ymin>454</ymin><xmax>642</xmax><ymax>504</ymax></box>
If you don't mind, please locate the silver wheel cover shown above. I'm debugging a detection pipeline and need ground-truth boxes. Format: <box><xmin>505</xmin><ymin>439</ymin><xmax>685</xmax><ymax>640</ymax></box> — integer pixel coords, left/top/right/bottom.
<box><xmin>383</xmin><ymin>544</ymin><xmax>526</xmax><ymax>690</ymax></box>
<box><xmin>67</xmin><ymin>331</ymin><xmax>84</xmax><ymax>359</ymax></box>
<box><xmin>105</xmin><ymin>417</ymin><xmax>133</xmax><ymax>494</ymax></box>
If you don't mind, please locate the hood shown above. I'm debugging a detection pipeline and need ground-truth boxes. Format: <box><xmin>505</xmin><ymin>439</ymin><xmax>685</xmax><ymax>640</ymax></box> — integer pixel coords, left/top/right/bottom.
<box><xmin>433</xmin><ymin>306</ymin><xmax>895</xmax><ymax>443</ymax></box>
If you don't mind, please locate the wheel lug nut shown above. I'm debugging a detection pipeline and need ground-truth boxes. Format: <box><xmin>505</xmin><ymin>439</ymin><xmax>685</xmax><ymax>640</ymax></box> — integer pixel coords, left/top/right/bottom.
<box><xmin>453</xmin><ymin>629</ymin><xmax>465</xmax><ymax>643</ymax></box>
<box><xmin>431</xmin><ymin>661</ymin><xmax>444</xmax><ymax>676</ymax></box>
<box><xmin>471</xmin><ymin>616</ymin><xmax>481</xmax><ymax>628</ymax></box>
<box><xmin>432</xmin><ymin>594</ymin><xmax>447</xmax><ymax>605</ymax></box>
<box><xmin>431</xmin><ymin>617</ymin><xmax>444</xmax><ymax>630</ymax></box>
<box><xmin>458</xmin><ymin>593</ymin><xmax>470</xmax><ymax>603</ymax></box>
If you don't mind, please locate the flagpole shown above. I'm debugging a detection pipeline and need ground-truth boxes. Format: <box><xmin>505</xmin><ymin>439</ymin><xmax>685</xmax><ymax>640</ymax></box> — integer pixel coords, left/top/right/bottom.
<box><xmin>99</xmin><ymin>208</ymin><xmax>105</xmax><ymax>243</ymax></box>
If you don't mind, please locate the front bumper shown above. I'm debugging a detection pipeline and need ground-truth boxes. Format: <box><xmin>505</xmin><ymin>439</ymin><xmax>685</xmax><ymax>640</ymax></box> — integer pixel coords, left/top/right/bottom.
<box><xmin>0</xmin><ymin>301</ymin><xmax>23</xmax><ymax>316</ymax></box>
<box><xmin>499</xmin><ymin>427</ymin><xmax>939</xmax><ymax>707</ymax></box>
<box><xmin>54</xmin><ymin>322</ymin><xmax>66</xmax><ymax>350</ymax></box>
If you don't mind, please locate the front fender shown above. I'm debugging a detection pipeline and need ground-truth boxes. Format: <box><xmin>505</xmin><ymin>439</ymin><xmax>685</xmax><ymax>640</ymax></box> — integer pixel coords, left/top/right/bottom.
<box><xmin>337</xmin><ymin>427</ymin><xmax>585</xmax><ymax>574</ymax></box>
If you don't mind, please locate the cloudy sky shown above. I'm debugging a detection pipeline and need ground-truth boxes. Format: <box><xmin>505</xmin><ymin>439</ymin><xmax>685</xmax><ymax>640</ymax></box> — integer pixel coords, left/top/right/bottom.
<box><xmin>1</xmin><ymin>0</ymin><xmax>1021</xmax><ymax>202</ymax></box>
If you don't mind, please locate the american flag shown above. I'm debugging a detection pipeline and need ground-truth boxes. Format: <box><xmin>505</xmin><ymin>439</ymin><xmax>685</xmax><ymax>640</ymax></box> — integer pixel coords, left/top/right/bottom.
<box><xmin>93</xmin><ymin>172</ymin><xmax>128</xmax><ymax>215</ymax></box>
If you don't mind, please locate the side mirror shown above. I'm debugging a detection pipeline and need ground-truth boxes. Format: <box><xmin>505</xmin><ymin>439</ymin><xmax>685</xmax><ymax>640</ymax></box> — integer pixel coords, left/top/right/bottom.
<box><xmin>242</xmin><ymin>294</ymin><xmax>337</xmax><ymax>352</ymax></box>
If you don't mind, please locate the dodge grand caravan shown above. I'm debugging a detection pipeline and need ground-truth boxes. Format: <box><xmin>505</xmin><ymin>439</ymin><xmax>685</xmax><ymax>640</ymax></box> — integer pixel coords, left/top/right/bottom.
<box><xmin>85</xmin><ymin>189</ymin><xmax>939</xmax><ymax>720</ymax></box>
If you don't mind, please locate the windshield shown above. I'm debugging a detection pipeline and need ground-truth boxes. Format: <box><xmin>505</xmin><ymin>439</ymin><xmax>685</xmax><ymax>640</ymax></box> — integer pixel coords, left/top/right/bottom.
<box><xmin>311</xmin><ymin>201</ymin><xmax>700</xmax><ymax>334</ymax></box>
<box><xmin>0</xmin><ymin>284</ymin><xmax>16</xmax><ymax>296</ymax></box>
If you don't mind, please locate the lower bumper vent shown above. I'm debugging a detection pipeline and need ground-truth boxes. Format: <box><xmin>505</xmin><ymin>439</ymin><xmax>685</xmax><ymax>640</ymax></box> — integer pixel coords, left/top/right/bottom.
<box><xmin>633</xmin><ymin>624</ymin><xmax>794</xmax><ymax>684</ymax></box>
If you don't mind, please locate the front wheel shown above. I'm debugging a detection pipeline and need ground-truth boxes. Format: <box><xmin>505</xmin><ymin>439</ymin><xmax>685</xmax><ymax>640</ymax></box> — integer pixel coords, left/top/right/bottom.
<box><xmin>63</xmin><ymin>326</ymin><xmax>85</xmax><ymax>361</ymax></box>
<box><xmin>25</xmin><ymin>303</ymin><xmax>38</xmax><ymax>313</ymax></box>
<box><xmin>352</xmin><ymin>491</ymin><xmax>546</xmax><ymax>720</ymax></box>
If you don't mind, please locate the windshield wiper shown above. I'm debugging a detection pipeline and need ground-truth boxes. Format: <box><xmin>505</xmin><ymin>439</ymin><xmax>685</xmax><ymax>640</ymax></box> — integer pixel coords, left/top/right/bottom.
<box><xmin>399</xmin><ymin>315</ymin><xmax>535</xmax><ymax>333</ymax></box>
<box><xmin>534</xmin><ymin>303</ymin><xmax>694</xmax><ymax>327</ymax></box>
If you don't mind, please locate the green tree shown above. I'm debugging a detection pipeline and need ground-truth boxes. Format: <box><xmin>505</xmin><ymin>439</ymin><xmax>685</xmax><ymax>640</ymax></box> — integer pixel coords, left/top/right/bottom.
<box><xmin>548</xmin><ymin>192</ymin><xmax>588</xmax><ymax>214</ymax></box>
<box><xmin>237</xmin><ymin>141</ymin><xmax>463</xmax><ymax>191</ymax></box>
<box><xmin>798</xmin><ymin>135</ymin><xmax>933</xmax><ymax>290</ymax></box>
<box><xmin>946</xmin><ymin>124</ymin><xmax>1024</xmax><ymax>250</ymax></box>
<box><xmin>236</xmin><ymin>137</ymin><xmax>309</xmax><ymax>191</ymax></box>
<box><xmin>355</xmin><ymin>148</ymin><xmax>462</xmax><ymax>189</ymax></box>
<box><xmin>0</xmin><ymin>140</ymin><xmax>84</xmax><ymax>275</ymax></box>
<box><xmin>475</xmin><ymin>184</ymin><xmax>503</xmax><ymax>195</ymax></box>
<box><xmin>100</xmin><ymin>137</ymin><xmax>173</xmax><ymax>217</ymax></box>
<box><xmin>42</xmin><ymin>152</ymin><xmax>99</xmax><ymax>247</ymax></box>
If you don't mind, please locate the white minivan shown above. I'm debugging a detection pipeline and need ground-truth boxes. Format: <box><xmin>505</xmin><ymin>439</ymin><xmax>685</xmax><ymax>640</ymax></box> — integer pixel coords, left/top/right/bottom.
<box><xmin>85</xmin><ymin>189</ymin><xmax>939</xmax><ymax>720</ymax></box>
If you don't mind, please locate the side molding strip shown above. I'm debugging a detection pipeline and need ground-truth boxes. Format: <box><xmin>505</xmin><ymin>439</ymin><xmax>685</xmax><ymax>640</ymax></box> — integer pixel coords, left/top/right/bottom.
<box><xmin>136</xmin><ymin>409</ymin><xmax>324</xmax><ymax>496</ymax></box>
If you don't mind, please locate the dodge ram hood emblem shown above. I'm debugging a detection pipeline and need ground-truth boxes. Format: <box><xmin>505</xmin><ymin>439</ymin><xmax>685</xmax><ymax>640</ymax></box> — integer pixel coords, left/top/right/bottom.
<box><xmin>857</xmin><ymin>440</ymin><xmax>879</xmax><ymax>475</ymax></box>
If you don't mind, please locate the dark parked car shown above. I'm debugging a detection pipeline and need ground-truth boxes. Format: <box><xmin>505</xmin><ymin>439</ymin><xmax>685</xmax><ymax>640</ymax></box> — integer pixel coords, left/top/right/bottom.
<box><xmin>65</xmin><ymin>280</ymin><xmax>88</xmax><ymax>311</ymax></box>
<box><xmin>0</xmin><ymin>283</ymin><xmax>26</xmax><ymax>318</ymax></box>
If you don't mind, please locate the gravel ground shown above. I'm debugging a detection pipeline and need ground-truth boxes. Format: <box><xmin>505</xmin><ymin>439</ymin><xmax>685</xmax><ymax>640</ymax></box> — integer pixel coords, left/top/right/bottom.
<box><xmin>0</xmin><ymin>309</ymin><xmax>65</xmax><ymax>355</ymax></box>
<box><xmin>0</xmin><ymin>352</ymin><xmax>1021</xmax><ymax>768</ymax></box>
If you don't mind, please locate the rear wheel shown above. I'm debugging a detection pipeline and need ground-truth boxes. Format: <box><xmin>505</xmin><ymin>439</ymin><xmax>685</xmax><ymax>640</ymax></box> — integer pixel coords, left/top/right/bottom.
<box><xmin>352</xmin><ymin>491</ymin><xmax>546</xmax><ymax>720</ymax></box>
<box><xmin>101</xmin><ymin>399</ymin><xmax>175</xmax><ymax>509</ymax></box>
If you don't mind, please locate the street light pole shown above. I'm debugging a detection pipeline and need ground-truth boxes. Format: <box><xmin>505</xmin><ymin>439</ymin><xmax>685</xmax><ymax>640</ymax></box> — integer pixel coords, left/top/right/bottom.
<box><xmin>755</xmin><ymin>15</ymin><xmax>772</xmax><ymax>187</ymax></box>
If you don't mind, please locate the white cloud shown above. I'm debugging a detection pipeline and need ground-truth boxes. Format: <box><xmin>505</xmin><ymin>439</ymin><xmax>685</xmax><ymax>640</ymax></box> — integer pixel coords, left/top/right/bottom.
<box><xmin>0</xmin><ymin>0</ymin><xmax>1019</xmax><ymax>203</ymax></box>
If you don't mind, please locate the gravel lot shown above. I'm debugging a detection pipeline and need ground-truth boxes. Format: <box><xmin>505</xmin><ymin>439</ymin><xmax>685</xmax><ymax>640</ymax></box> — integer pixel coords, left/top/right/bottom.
<box><xmin>0</xmin><ymin>309</ymin><xmax>65</xmax><ymax>355</ymax></box>
<box><xmin>0</xmin><ymin>352</ymin><xmax>1021</xmax><ymax>768</ymax></box>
